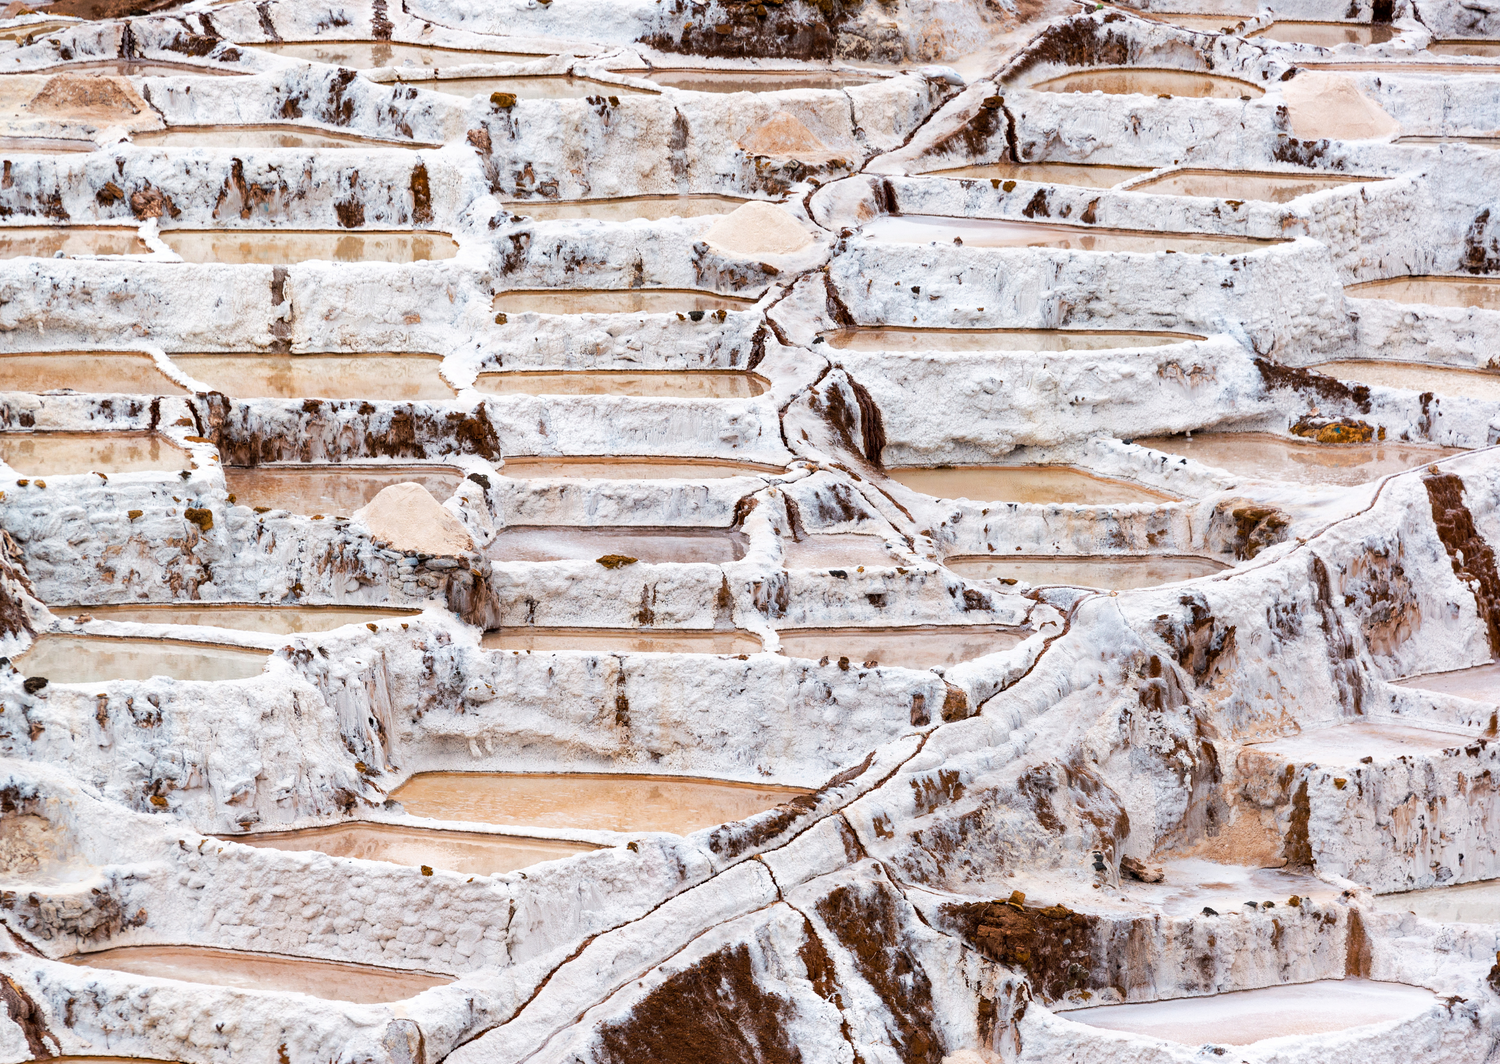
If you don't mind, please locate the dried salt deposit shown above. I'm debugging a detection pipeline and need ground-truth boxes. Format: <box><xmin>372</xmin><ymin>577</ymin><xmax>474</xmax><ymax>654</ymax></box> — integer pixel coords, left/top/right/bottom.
<box><xmin>0</xmin><ymin>0</ymin><xmax>1499</xmax><ymax>1062</ymax></box>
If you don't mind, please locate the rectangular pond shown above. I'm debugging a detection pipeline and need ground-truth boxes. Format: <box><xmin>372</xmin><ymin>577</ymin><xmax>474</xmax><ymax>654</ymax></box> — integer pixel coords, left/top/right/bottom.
<box><xmin>399</xmin><ymin>75</ymin><xmax>653</xmax><ymax>99</ymax></box>
<box><xmin>925</xmin><ymin>161</ymin><xmax>1151</xmax><ymax>188</ymax></box>
<box><xmin>819</xmin><ymin>327</ymin><xmax>1201</xmax><ymax>352</ymax></box>
<box><xmin>781</xmin><ymin>533</ymin><xmax>902</xmax><ymax>570</ymax></box>
<box><xmin>482</xmin><ymin>627</ymin><xmax>763</xmax><ymax>654</ymax></box>
<box><xmin>60</xmin><ymin>603</ymin><xmax>419</xmax><ymax>634</ymax></box>
<box><xmin>224</xmin><ymin>465</ymin><xmax>464</xmax><ymax>516</ymax></box>
<box><xmin>1311</xmin><ymin>360</ymin><xmax>1500</xmax><ymax>401</ymax></box>
<box><xmin>0</xmin><ymin>432</ymin><xmax>189</xmax><ymax>476</ymax></box>
<box><xmin>500</xmin><ymin>456</ymin><xmax>780</xmax><ymax>479</ymax></box>
<box><xmin>643</xmin><ymin>69</ymin><xmax>880</xmax><ymax>92</ymax></box>
<box><xmin>226</xmin><ymin>822</ymin><xmax>597</xmax><ymax>876</ymax></box>
<box><xmin>887</xmin><ymin>465</ymin><xmax>1175</xmax><ymax>505</ymax></box>
<box><xmin>1346</xmin><ymin>275</ymin><xmax>1500</xmax><ymax>311</ymax></box>
<box><xmin>14</xmin><ymin>634</ymin><xmax>269</xmax><ymax>683</ymax></box>
<box><xmin>0</xmin><ymin>226</ymin><xmax>146</xmax><ymax>258</ymax></box>
<box><xmin>1375</xmin><ymin>878</ymin><xmax>1500</xmax><ymax>923</ymax></box>
<box><xmin>947</xmin><ymin>553</ymin><xmax>1229</xmax><ymax>590</ymax></box>
<box><xmin>488</xmin><ymin>526</ymin><xmax>746</xmax><ymax>564</ymax></box>
<box><xmin>254</xmin><ymin>41</ymin><xmax>547</xmax><ymax>69</ymax></box>
<box><xmin>1134</xmin><ymin>432</ymin><xmax>1464</xmax><ymax>486</ymax></box>
<box><xmin>1394</xmin><ymin>661</ymin><xmax>1499</xmax><ymax>703</ymax></box>
<box><xmin>1129</xmin><ymin>169</ymin><xmax>1374</xmax><ymax>203</ymax></box>
<box><xmin>133</xmin><ymin>126</ymin><xmax>439</xmax><ymax>149</ymax></box>
<box><xmin>775</xmin><ymin>625</ymin><xmax>1029</xmax><ymax>669</ymax></box>
<box><xmin>1248</xmin><ymin>721</ymin><xmax>1471</xmax><ymax>764</ymax></box>
<box><xmin>170</xmin><ymin>353</ymin><xmax>455</xmax><ymax>400</ymax></box>
<box><xmin>501</xmin><ymin>194</ymin><xmax>754</xmax><ymax>221</ymax></box>
<box><xmin>158</xmin><ymin>230</ymin><xmax>458</xmax><ymax>265</ymax></box>
<box><xmin>861</xmin><ymin>215</ymin><xmax>1283</xmax><ymax>254</ymax></box>
<box><xmin>474</xmin><ymin>370</ymin><xmax>766</xmax><ymax>398</ymax></box>
<box><xmin>1030</xmin><ymin>68</ymin><xmax>1265</xmax><ymax>99</ymax></box>
<box><xmin>0</xmin><ymin>351</ymin><xmax>186</xmax><ymax>395</ymax></box>
<box><xmin>493</xmin><ymin>288</ymin><xmax>758</xmax><ymax>315</ymax></box>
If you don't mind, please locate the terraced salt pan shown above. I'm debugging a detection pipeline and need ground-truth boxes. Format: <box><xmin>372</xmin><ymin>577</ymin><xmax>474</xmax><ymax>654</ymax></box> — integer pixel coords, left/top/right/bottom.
<box><xmin>133</xmin><ymin>126</ymin><xmax>439</xmax><ymax>149</ymax></box>
<box><xmin>1312</xmin><ymin>361</ymin><xmax>1500</xmax><ymax>401</ymax></box>
<box><xmin>390</xmin><ymin>772</ymin><xmax>808</xmax><ymax>834</ymax></box>
<box><xmin>499</xmin><ymin>456</ymin><xmax>781</xmax><ymax>479</ymax></box>
<box><xmin>1347</xmin><ymin>276</ymin><xmax>1500</xmax><ymax>311</ymax></box>
<box><xmin>781</xmin><ymin>533</ymin><xmax>902</xmax><ymax>569</ymax></box>
<box><xmin>228</xmin><ymin>823</ymin><xmax>597</xmax><ymax>875</ymax></box>
<box><xmin>1028</xmin><ymin>69</ymin><xmax>1265</xmax><ymax>99</ymax></box>
<box><xmin>65</xmin><ymin>947</ymin><xmax>449</xmax><ymax>1003</ymax></box>
<box><xmin>1130</xmin><ymin>170</ymin><xmax>1375</xmax><ymax>203</ymax></box>
<box><xmin>1249</xmin><ymin>721</ymin><xmax>1471</xmax><ymax>764</ymax></box>
<box><xmin>1134</xmin><ymin>433</ymin><xmax>1463</xmax><ymax>486</ymax></box>
<box><xmin>0</xmin><ymin>432</ymin><xmax>188</xmax><ymax>475</ymax></box>
<box><xmin>396</xmin><ymin>75</ymin><xmax>652</xmax><ymax>99</ymax></box>
<box><xmin>924</xmin><ymin>161</ymin><xmax>1152</xmax><ymax>187</ymax></box>
<box><xmin>642</xmin><ymin>69</ymin><xmax>880</xmax><ymax>92</ymax></box>
<box><xmin>1375</xmin><ymin>878</ymin><xmax>1500</xmax><ymax>923</ymax></box>
<box><xmin>1395</xmin><ymin>661</ymin><xmax>1499</xmax><ymax>703</ymax></box>
<box><xmin>861</xmin><ymin>216</ymin><xmax>1282</xmax><ymax>254</ymax></box>
<box><xmin>1129</xmin><ymin>11</ymin><xmax>1254</xmax><ymax>33</ymax></box>
<box><xmin>1396</xmin><ymin>136</ymin><xmax>1500</xmax><ymax>148</ymax></box>
<box><xmin>481</xmin><ymin>627</ymin><xmax>763</xmax><ymax>654</ymax></box>
<box><xmin>170</xmin><ymin>354</ymin><xmax>454</xmax><ymax>400</ymax></box>
<box><xmin>488</xmin><ymin>526</ymin><xmax>746</xmax><ymax>564</ymax></box>
<box><xmin>775</xmin><ymin>625</ymin><xmax>1029</xmax><ymax>669</ymax></box>
<box><xmin>0</xmin><ymin>351</ymin><xmax>187</xmax><ymax>395</ymax></box>
<box><xmin>2</xmin><ymin>60</ymin><xmax>248</xmax><ymax>76</ymax></box>
<box><xmin>253</xmin><ymin>41</ymin><xmax>546</xmax><ymax>68</ymax></box>
<box><xmin>474</xmin><ymin>370</ymin><xmax>766</xmax><ymax>398</ymax></box>
<box><xmin>500</xmin><ymin>195</ymin><xmax>755</xmax><ymax>221</ymax></box>
<box><xmin>820</xmin><ymin>327</ymin><xmax>1201</xmax><ymax>352</ymax></box>
<box><xmin>887</xmin><ymin>465</ymin><xmax>1174</xmax><ymax>505</ymax></box>
<box><xmin>1121</xmin><ymin>857</ymin><xmax>1338</xmax><ymax>918</ymax></box>
<box><xmin>0</xmin><ymin>136</ymin><xmax>94</xmax><ymax>151</ymax></box>
<box><xmin>0</xmin><ymin>226</ymin><xmax>146</xmax><ymax>258</ymax></box>
<box><xmin>493</xmin><ymin>289</ymin><xmax>757</xmax><ymax>314</ymax></box>
<box><xmin>1250</xmin><ymin>21</ymin><xmax>1395</xmax><ymax>46</ymax></box>
<box><xmin>158</xmin><ymin>230</ymin><xmax>459</xmax><ymax>265</ymax></box>
<box><xmin>63</xmin><ymin>603</ymin><xmax>419</xmax><ymax>634</ymax></box>
<box><xmin>15</xmin><ymin>635</ymin><xmax>269</xmax><ymax>683</ymax></box>
<box><xmin>1066</xmin><ymin>979</ymin><xmax>1437</xmax><ymax>1045</ymax></box>
<box><xmin>948</xmin><ymin>554</ymin><xmax>1228</xmax><ymax>590</ymax></box>
<box><xmin>1428</xmin><ymin>41</ymin><xmax>1500</xmax><ymax>57</ymax></box>
<box><xmin>223</xmin><ymin>465</ymin><xmax>463</xmax><ymax>516</ymax></box>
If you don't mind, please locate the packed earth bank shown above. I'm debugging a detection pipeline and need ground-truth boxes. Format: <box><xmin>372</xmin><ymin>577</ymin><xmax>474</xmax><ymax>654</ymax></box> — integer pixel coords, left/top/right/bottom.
<box><xmin>0</xmin><ymin>0</ymin><xmax>1499</xmax><ymax>1062</ymax></box>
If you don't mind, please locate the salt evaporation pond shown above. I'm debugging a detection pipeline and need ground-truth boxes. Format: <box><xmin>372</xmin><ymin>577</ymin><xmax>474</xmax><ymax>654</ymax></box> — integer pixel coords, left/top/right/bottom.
<box><xmin>776</xmin><ymin>625</ymin><xmax>1029</xmax><ymax>669</ymax></box>
<box><xmin>1133</xmin><ymin>11</ymin><xmax>1254</xmax><ymax>32</ymax></box>
<box><xmin>253</xmin><ymin>41</ymin><xmax>544</xmax><ymax>68</ymax></box>
<box><xmin>948</xmin><ymin>554</ymin><xmax>1228</xmax><ymax>589</ymax></box>
<box><xmin>158</xmin><ymin>230</ymin><xmax>459</xmax><ymax>265</ymax></box>
<box><xmin>1396</xmin><ymin>135</ymin><xmax>1500</xmax><ymax>148</ymax></box>
<box><xmin>0</xmin><ymin>136</ymin><xmax>94</xmax><ymax>152</ymax></box>
<box><xmin>499</xmin><ymin>456</ymin><xmax>780</xmax><ymax>479</ymax></box>
<box><xmin>482</xmin><ymin>627</ymin><xmax>763</xmax><ymax>654</ymax></box>
<box><xmin>0</xmin><ymin>351</ymin><xmax>187</xmax><ymax>395</ymax></box>
<box><xmin>781</xmin><ymin>533</ymin><xmax>901</xmax><ymax>569</ymax></box>
<box><xmin>402</xmin><ymin>76</ymin><xmax>653</xmax><ymax>99</ymax></box>
<box><xmin>489</xmin><ymin>526</ymin><xmax>746</xmax><ymax>564</ymax></box>
<box><xmin>474</xmin><ymin>370</ymin><xmax>766</xmax><ymax>398</ymax></box>
<box><xmin>1250</xmin><ymin>721</ymin><xmax>1467</xmax><ymax>764</ymax></box>
<box><xmin>1135</xmin><ymin>432</ymin><xmax>1464</xmax><ymax>487</ymax></box>
<box><xmin>861</xmin><ymin>216</ymin><xmax>1282</xmax><ymax>254</ymax></box>
<box><xmin>1029</xmin><ymin>69</ymin><xmax>1265</xmax><ymax>99</ymax></box>
<box><xmin>67</xmin><ymin>604</ymin><xmax>419</xmax><ymax>634</ymax></box>
<box><xmin>170</xmin><ymin>353</ymin><xmax>455</xmax><ymax>400</ymax></box>
<box><xmin>15</xmin><ymin>60</ymin><xmax>248</xmax><ymax>76</ymax></box>
<box><xmin>1375</xmin><ymin>878</ymin><xmax>1500</xmax><ymax>923</ymax></box>
<box><xmin>820</xmin><ymin>327</ymin><xmax>1200</xmax><ymax>352</ymax></box>
<box><xmin>15</xmin><ymin>635</ymin><xmax>269</xmax><ymax>683</ymax></box>
<box><xmin>133</xmin><ymin>126</ymin><xmax>438</xmax><ymax>149</ymax></box>
<box><xmin>224</xmin><ymin>465</ymin><xmax>463</xmax><ymax>516</ymax></box>
<box><xmin>1065</xmin><ymin>979</ymin><xmax>1436</xmax><ymax>1046</ymax></box>
<box><xmin>493</xmin><ymin>289</ymin><xmax>757</xmax><ymax>314</ymax></box>
<box><xmin>0</xmin><ymin>226</ymin><xmax>146</xmax><ymax>258</ymax></box>
<box><xmin>1312</xmin><ymin>361</ymin><xmax>1500</xmax><ymax>401</ymax></box>
<box><xmin>1250</xmin><ymin>21</ymin><xmax>1395</xmax><ymax>46</ymax></box>
<box><xmin>926</xmin><ymin>162</ymin><xmax>1151</xmax><ymax>187</ymax></box>
<box><xmin>887</xmin><ymin>465</ymin><xmax>1174</xmax><ymax>505</ymax></box>
<box><xmin>643</xmin><ymin>69</ymin><xmax>880</xmax><ymax>92</ymax></box>
<box><xmin>228</xmin><ymin>822</ymin><xmax>596</xmax><ymax>875</ymax></box>
<box><xmin>390</xmin><ymin>772</ymin><xmax>808</xmax><ymax>834</ymax></box>
<box><xmin>1428</xmin><ymin>40</ymin><xmax>1500</xmax><ymax>57</ymax></box>
<box><xmin>1130</xmin><ymin>169</ymin><xmax>1373</xmax><ymax>203</ymax></box>
<box><xmin>1128</xmin><ymin>857</ymin><xmax>1338</xmax><ymax>917</ymax></box>
<box><xmin>0</xmin><ymin>433</ymin><xmax>189</xmax><ymax>476</ymax></box>
<box><xmin>501</xmin><ymin>195</ymin><xmax>754</xmax><ymax>221</ymax></box>
<box><xmin>65</xmin><ymin>946</ymin><xmax>449</xmax><ymax>1003</ymax></box>
<box><xmin>1346</xmin><ymin>276</ymin><xmax>1500</xmax><ymax>311</ymax></box>
<box><xmin>1395</xmin><ymin>661</ymin><xmax>1499</xmax><ymax>703</ymax></box>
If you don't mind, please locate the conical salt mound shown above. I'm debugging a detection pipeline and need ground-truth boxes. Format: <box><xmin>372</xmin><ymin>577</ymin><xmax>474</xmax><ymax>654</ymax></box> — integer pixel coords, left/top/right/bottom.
<box><xmin>1280</xmin><ymin>72</ymin><xmax>1400</xmax><ymax>140</ymax></box>
<box><xmin>738</xmin><ymin>110</ymin><xmax>828</xmax><ymax>156</ymax></box>
<box><xmin>354</xmin><ymin>482</ymin><xmax>474</xmax><ymax>556</ymax></box>
<box><xmin>702</xmin><ymin>200</ymin><xmax>814</xmax><ymax>257</ymax></box>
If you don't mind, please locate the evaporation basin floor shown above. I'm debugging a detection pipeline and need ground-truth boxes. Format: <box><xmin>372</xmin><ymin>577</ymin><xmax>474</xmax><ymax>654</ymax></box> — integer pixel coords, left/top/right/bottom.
<box><xmin>15</xmin><ymin>635</ymin><xmax>269</xmax><ymax>684</ymax></box>
<box><xmin>887</xmin><ymin>465</ymin><xmax>1173</xmax><ymax>505</ymax></box>
<box><xmin>227</xmin><ymin>822</ymin><xmax>597</xmax><ymax>876</ymax></box>
<box><xmin>1134</xmin><ymin>432</ymin><xmax>1464</xmax><ymax>486</ymax></box>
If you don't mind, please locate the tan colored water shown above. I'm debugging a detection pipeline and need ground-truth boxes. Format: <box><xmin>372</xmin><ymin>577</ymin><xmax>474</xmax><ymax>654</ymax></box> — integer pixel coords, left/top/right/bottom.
<box><xmin>1312</xmin><ymin>360</ymin><xmax>1500</xmax><ymax>401</ymax></box>
<box><xmin>1346</xmin><ymin>275</ymin><xmax>1500</xmax><ymax>311</ymax></box>
<box><xmin>1396</xmin><ymin>135</ymin><xmax>1500</xmax><ymax>148</ymax></box>
<box><xmin>227</xmin><ymin>822</ymin><xmax>595</xmax><ymax>875</ymax></box>
<box><xmin>1067</xmin><ymin>979</ymin><xmax>1436</xmax><ymax>1045</ymax></box>
<box><xmin>15</xmin><ymin>635</ymin><xmax>268</xmax><ymax>683</ymax></box>
<box><xmin>781</xmin><ymin>533</ymin><xmax>901</xmax><ymax>569</ymax></box>
<box><xmin>861</xmin><ymin>215</ymin><xmax>1283</xmax><ymax>254</ymax></box>
<box><xmin>926</xmin><ymin>161</ymin><xmax>1152</xmax><ymax>188</ymax></box>
<box><xmin>0</xmin><ymin>351</ymin><xmax>187</xmax><ymax>395</ymax></box>
<box><xmin>820</xmin><ymin>327</ymin><xmax>1201</xmax><ymax>352</ymax></box>
<box><xmin>401</xmin><ymin>75</ymin><xmax>652</xmax><ymax>99</ymax></box>
<box><xmin>0</xmin><ymin>136</ymin><xmax>95</xmax><ymax>152</ymax></box>
<box><xmin>946</xmin><ymin>554</ymin><xmax>1228</xmax><ymax>589</ymax></box>
<box><xmin>644</xmin><ymin>69</ymin><xmax>879</xmax><ymax>92</ymax></box>
<box><xmin>1250</xmin><ymin>721</ymin><xmax>1469</xmax><ymax>764</ymax></box>
<box><xmin>1134</xmin><ymin>432</ymin><xmax>1464</xmax><ymax>486</ymax></box>
<box><xmin>159</xmin><ymin>230</ymin><xmax>458</xmax><ymax>265</ymax></box>
<box><xmin>1250</xmin><ymin>21</ymin><xmax>1394</xmax><ymax>46</ymax></box>
<box><xmin>1313</xmin><ymin>61</ymin><xmax>1500</xmax><ymax>73</ymax></box>
<box><xmin>1030</xmin><ymin>68</ymin><xmax>1265</xmax><ymax>99</ymax></box>
<box><xmin>65</xmin><ymin>946</ymin><xmax>449</xmax><ymax>1003</ymax></box>
<box><xmin>1130</xmin><ymin>11</ymin><xmax>1254</xmax><ymax>33</ymax></box>
<box><xmin>500</xmin><ymin>456</ymin><xmax>781</xmax><ymax>479</ymax></box>
<box><xmin>474</xmin><ymin>370</ymin><xmax>766</xmax><ymax>398</ymax></box>
<box><xmin>169</xmin><ymin>354</ymin><xmax>454</xmax><ymax>400</ymax></box>
<box><xmin>489</xmin><ymin>526</ymin><xmax>746</xmax><ymax>564</ymax></box>
<box><xmin>888</xmin><ymin>465</ymin><xmax>1174</xmax><ymax>505</ymax></box>
<box><xmin>0</xmin><ymin>432</ymin><xmax>189</xmax><ymax>476</ymax></box>
<box><xmin>391</xmin><ymin>771</ymin><xmax>808</xmax><ymax>834</ymax></box>
<box><xmin>502</xmin><ymin>195</ymin><xmax>754</xmax><ymax>221</ymax></box>
<box><xmin>1376</xmin><ymin>878</ymin><xmax>1500</xmax><ymax>923</ymax></box>
<box><xmin>22</xmin><ymin>61</ymin><xmax>247</xmax><ymax>76</ymax></box>
<box><xmin>482</xmin><ymin>627</ymin><xmax>763</xmax><ymax>654</ymax></box>
<box><xmin>66</xmin><ymin>604</ymin><xmax>418</xmax><ymax>634</ymax></box>
<box><xmin>0</xmin><ymin>226</ymin><xmax>146</xmax><ymax>258</ymax></box>
<box><xmin>255</xmin><ymin>41</ymin><xmax>543</xmax><ymax>69</ymax></box>
<box><xmin>1395</xmin><ymin>661</ymin><xmax>1499</xmax><ymax>703</ymax></box>
<box><xmin>493</xmin><ymin>289</ymin><xmax>758</xmax><ymax>314</ymax></box>
<box><xmin>1131</xmin><ymin>169</ymin><xmax>1373</xmax><ymax>203</ymax></box>
<box><xmin>1428</xmin><ymin>41</ymin><xmax>1500</xmax><ymax>57</ymax></box>
<box><xmin>225</xmin><ymin>465</ymin><xmax>463</xmax><ymax>517</ymax></box>
<box><xmin>133</xmin><ymin>126</ymin><xmax>438</xmax><ymax>149</ymax></box>
<box><xmin>776</xmin><ymin>625</ymin><xmax>1028</xmax><ymax>669</ymax></box>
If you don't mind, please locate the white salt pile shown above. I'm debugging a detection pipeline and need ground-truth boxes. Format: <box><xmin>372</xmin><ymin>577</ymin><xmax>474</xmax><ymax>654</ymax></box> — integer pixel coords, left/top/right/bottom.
<box><xmin>702</xmin><ymin>200</ymin><xmax>814</xmax><ymax>256</ymax></box>
<box><xmin>354</xmin><ymin>482</ymin><xmax>474</xmax><ymax>555</ymax></box>
<box><xmin>1280</xmin><ymin>72</ymin><xmax>1400</xmax><ymax>140</ymax></box>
